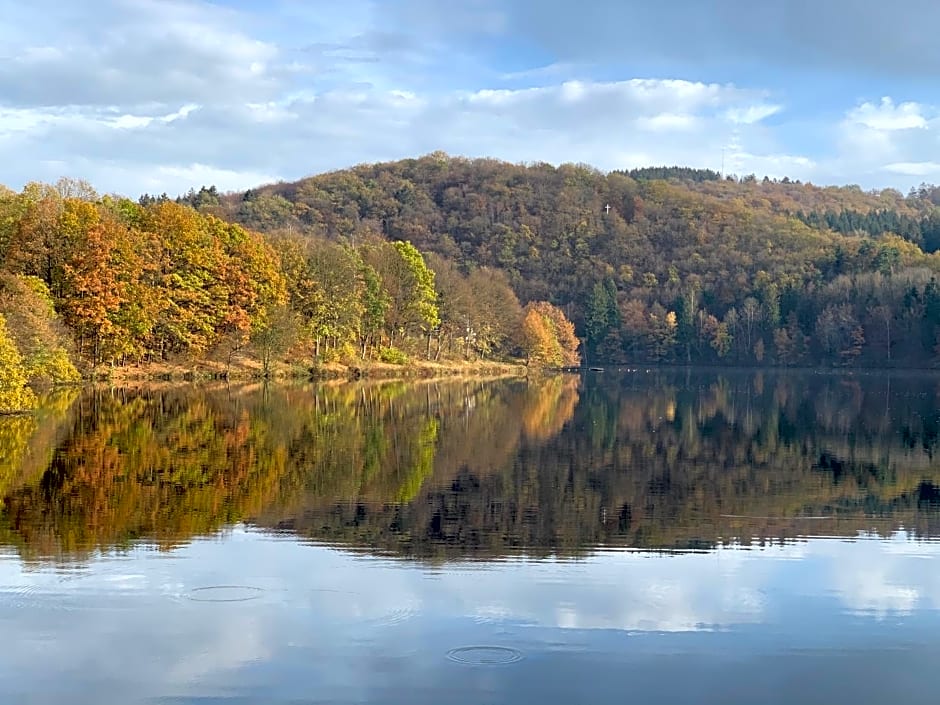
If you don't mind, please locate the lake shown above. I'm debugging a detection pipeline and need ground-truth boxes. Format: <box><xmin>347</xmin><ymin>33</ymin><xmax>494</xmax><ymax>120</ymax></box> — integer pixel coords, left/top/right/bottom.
<box><xmin>2</xmin><ymin>370</ymin><xmax>940</xmax><ymax>704</ymax></box>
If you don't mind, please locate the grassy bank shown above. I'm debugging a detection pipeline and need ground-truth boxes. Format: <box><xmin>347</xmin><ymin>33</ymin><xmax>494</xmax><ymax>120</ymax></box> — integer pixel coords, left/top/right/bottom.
<box><xmin>87</xmin><ymin>357</ymin><xmax>528</xmax><ymax>383</ymax></box>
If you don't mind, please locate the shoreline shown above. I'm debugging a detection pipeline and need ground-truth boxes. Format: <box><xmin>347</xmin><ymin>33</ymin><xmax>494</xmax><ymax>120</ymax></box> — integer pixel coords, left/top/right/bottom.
<box><xmin>84</xmin><ymin>358</ymin><xmax>529</xmax><ymax>384</ymax></box>
<box><xmin>61</xmin><ymin>359</ymin><xmax>940</xmax><ymax>386</ymax></box>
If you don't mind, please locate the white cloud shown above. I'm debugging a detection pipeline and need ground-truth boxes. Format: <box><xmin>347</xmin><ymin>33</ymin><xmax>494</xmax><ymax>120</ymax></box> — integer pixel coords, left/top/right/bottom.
<box><xmin>637</xmin><ymin>113</ymin><xmax>700</xmax><ymax>132</ymax></box>
<box><xmin>0</xmin><ymin>0</ymin><xmax>284</xmax><ymax>110</ymax></box>
<box><xmin>143</xmin><ymin>164</ymin><xmax>281</xmax><ymax>194</ymax></box>
<box><xmin>725</xmin><ymin>103</ymin><xmax>782</xmax><ymax>125</ymax></box>
<box><xmin>732</xmin><ymin>151</ymin><xmax>818</xmax><ymax>177</ymax></box>
<box><xmin>812</xmin><ymin>97</ymin><xmax>940</xmax><ymax>187</ymax></box>
<box><xmin>884</xmin><ymin>161</ymin><xmax>940</xmax><ymax>176</ymax></box>
<box><xmin>458</xmin><ymin>79</ymin><xmax>763</xmax><ymax>129</ymax></box>
<box><xmin>106</xmin><ymin>105</ymin><xmax>200</xmax><ymax>131</ymax></box>
<box><xmin>0</xmin><ymin>71</ymin><xmax>786</xmax><ymax>195</ymax></box>
<box><xmin>847</xmin><ymin>98</ymin><xmax>929</xmax><ymax>131</ymax></box>
<box><xmin>1</xmin><ymin>77</ymin><xmax>926</xmax><ymax>197</ymax></box>
<box><xmin>2</xmin><ymin>0</ymin><xmax>939</xmax><ymax>195</ymax></box>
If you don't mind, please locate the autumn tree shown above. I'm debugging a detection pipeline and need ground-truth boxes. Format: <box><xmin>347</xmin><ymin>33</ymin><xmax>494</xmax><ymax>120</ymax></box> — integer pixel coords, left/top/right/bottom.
<box><xmin>522</xmin><ymin>308</ymin><xmax>558</xmax><ymax>366</ymax></box>
<box><xmin>816</xmin><ymin>304</ymin><xmax>859</xmax><ymax>359</ymax></box>
<box><xmin>141</xmin><ymin>201</ymin><xmax>284</xmax><ymax>359</ymax></box>
<box><xmin>249</xmin><ymin>304</ymin><xmax>301</xmax><ymax>376</ymax></box>
<box><xmin>466</xmin><ymin>267</ymin><xmax>522</xmax><ymax>359</ymax></box>
<box><xmin>773</xmin><ymin>313</ymin><xmax>809</xmax><ymax>366</ymax></box>
<box><xmin>522</xmin><ymin>301</ymin><xmax>580</xmax><ymax>367</ymax></box>
<box><xmin>358</xmin><ymin>261</ymin><xmax>390</xmax><ymax>358</ymax></box>
<box><xmin>366</xmin><ymin>240</ymin><xmax>439</xmax><ymax>356</ymax></box>
<box><xmin>648</xmin><ymin>305</ymin><xmax>677</xmax><ymax>362</ymax></box>
<box><xmin>213</xmin><ymin>219</ymin><xmax>287</xmax><ymax>348</ymax></box>
<box><xmin>59</xmin><ymin>217</ymin><xmax>133</xmax><ymax>364</ymax></box>
<box><xmin>0</xmin><ymin>314</ymin><xmax>35</xmax><ymax>413</ymax></box>
<box><xmin>298</xmin><ymin>238</ymin><xmax>363</xmax><ymax>358</ymax></box>
<box><xmin>619</xmin><ymin>299</ymin><xmax>649</xmax><ymax>359</ymax></box>
<box><xmin>0</xmin><ymin>274</ymin><xmax>79</xmax><ymax>383</ymax></box>
<box><xmin>426</xmin><ymin>253</ymin><xmax>473</xmax><ymax>358</ymax></box>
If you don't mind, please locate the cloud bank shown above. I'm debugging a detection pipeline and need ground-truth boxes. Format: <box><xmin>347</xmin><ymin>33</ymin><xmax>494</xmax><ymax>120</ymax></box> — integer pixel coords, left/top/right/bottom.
<box><xmin>1</xmin><ymin>0</ymin><xmax>938</xmax><ymax>195</ymax></box>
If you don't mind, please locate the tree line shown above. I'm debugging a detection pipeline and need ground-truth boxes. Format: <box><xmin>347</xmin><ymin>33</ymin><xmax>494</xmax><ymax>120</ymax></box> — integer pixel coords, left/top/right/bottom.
<box><xmin>0</xmin><ymin>178</ymin><xmax>580</xmax><ymax>411</ymax></box>
<box><xmin>797</xmin><ymin>208</ymin><xmax>940</xmax><ymax>253</ymax></box>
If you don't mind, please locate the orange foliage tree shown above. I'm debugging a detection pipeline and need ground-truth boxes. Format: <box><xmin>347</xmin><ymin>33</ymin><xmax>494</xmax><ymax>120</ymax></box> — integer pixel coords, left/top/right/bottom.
<box><xmin>522</xmin><ymin>301</ymin><xmax>580</xmax><ymax>367</ymax></box>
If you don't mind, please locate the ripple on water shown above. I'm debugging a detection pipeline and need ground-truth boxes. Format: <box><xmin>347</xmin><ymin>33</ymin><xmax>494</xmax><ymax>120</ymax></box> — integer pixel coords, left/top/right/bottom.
<box><xmin>446</xmin><ymin>646</ymin><xmax>524</xmax><ymax>665</ymax></box>
<box><xmin>368</xmin><ymin>605</ymin><xmax>419</xmax><ymax>627</ymax></box>
<box><xmin>0</xmin><ymin>586</ymin><xmax>85</xmax><ymax>611</ymax></box>
<box><xmin>186</xmin><ymin>585</ymin><xmax>265</xmax><ymax>603</ymax></box>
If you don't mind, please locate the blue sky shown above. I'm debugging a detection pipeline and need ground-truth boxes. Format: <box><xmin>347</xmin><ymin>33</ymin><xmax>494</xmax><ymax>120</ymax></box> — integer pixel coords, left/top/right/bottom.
<box><xmin>2</xmin><ymin>0</ymin><xmax>940</xmax><ymax>196</ymax></box>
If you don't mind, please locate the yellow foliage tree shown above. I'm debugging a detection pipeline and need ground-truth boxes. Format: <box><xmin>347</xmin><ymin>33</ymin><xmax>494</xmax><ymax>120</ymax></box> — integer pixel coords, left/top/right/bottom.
<box><xmin>0</xmin><ymin>314</ymin><xmax>36</xmax><ymax>414</ymax></box>
<box><xmin>0</xmin><ymin>274</ymin><xmax>80</xmax><ymax>383</ymax></box>
<box><xmin>522</xmin><ymin>307</ymin><xmax>559</xmax><ymax>366</ymax></box>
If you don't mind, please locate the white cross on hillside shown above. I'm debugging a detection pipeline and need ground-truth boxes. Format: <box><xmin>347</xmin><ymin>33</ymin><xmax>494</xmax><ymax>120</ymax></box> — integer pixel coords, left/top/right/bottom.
<box><xmin>604</xmin><ymin>204</ymin><xmax>610</xmax><ymax>214</ymax></box>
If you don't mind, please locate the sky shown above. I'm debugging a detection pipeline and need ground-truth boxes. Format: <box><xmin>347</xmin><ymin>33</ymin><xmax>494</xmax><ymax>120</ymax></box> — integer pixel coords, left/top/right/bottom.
<box><xmin>3</xmin><ymin>0</ymin><xmax>940</xmax><ymax>197</ymax></box>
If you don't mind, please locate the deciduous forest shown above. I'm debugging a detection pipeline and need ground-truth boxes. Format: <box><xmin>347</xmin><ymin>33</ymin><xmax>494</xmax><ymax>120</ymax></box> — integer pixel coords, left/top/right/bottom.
<box><xmin>183</xmin><ymin>154</ymin><xmax>940</xmax><ymax>369</ymax></box>
<box><xmin>6</xmin><ymin>154</ymin><xmax>940</xmax><ymax>408</ymax></box>
<box><xmin>0</xmin><ymin>176</ymin><xmax>575</xmax><ymax>411</ymax></box>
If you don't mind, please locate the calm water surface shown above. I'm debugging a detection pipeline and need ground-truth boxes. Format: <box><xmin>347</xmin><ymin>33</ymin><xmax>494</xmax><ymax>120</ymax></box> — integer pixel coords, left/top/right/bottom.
<box><xmin>2</xmin><ymin>370</ymin><xmax>940</xmax><ymax>704</ymax></box>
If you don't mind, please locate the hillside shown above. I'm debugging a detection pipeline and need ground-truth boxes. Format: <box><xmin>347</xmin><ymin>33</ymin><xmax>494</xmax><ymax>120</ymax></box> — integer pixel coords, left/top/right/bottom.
<box><xmin>5</xmin><ymin>157</ymin><xmax>940</xmax><ymax>400</ymax></box>
<box><xmin>195</xmin><ymin>154</ymin><xmax>940</xmax><ymax>367</ymax></box>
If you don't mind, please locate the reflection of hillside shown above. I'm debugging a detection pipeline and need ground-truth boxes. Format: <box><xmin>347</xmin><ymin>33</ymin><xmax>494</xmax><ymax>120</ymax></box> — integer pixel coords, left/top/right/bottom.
<box><xmin>0</xmin><ymin>377</ymin><xmax>579</xmax><ymax>561</ymax></box>
<box><xmin>257</xmin><ymin>377</ymin><xmax>580</xmax><ymax>528</ymax></box>
<box><xmin>282</xmin><ymin>371</ymin><xmax>940</xmax><ymax>560</ymax></box>
<box><xmin>5</xmin><ymin>371</ymin><xmax>940</xmax><ymax>563</ymax></box>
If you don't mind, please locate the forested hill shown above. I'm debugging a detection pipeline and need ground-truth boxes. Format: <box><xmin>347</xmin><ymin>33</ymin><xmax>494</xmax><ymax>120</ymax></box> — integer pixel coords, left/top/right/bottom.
<box><xmin>6</xmin><ymin>155</ymin><xmax>940</xmax><ymax>394</ymax></box>
<box><xmin>187</xmin><ymin>154</ymin><xmax>940</xmax><ymax>367</ymax></box>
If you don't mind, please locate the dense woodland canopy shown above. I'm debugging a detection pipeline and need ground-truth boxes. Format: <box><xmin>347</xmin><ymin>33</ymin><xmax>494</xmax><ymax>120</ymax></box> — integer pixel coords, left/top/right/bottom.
<box><xmin>198</xmin><ymin>153</ymin><xmax>940</xmax><ymax>368</ymax></box>
<box><xmin>8</xmin><ymin>156</ymin><xmax>940</xmax><ymax>408</ymax></box>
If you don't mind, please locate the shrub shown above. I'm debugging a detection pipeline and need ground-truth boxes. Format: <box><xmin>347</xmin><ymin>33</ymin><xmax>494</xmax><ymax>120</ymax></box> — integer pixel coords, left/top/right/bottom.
<box><xmin>377</xmin><ymin>346</ymin><xmax>409</xmax><ymax>365</ymax></box>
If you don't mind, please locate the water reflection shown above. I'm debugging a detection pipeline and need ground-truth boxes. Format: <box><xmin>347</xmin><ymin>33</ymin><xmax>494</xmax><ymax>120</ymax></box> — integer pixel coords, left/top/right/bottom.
<box><xmin>3</xmin><ymin>529</ymin><xmax>940</xmax><ymax>705</ymax></box>
<box><xmin>3</xmin><ymin>371</ymin><xmax>940</xmax><ymax>704</ymax></box>
<box><xmin>2</xmin><ymin>371</ymin><xmax>940</xmax><ymax>561</ymax></box>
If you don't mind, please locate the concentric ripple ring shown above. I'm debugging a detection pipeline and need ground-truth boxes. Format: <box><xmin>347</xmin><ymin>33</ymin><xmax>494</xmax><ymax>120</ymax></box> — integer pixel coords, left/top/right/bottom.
<box><xmin>445</xmin><ymin>645</ymin><xmax>524</xmax><ymax>665</ymax></box>
<box><xmin>187</xmin><ymin>585</ymin><xmax>264</xmax><ymax>603</ymax></box>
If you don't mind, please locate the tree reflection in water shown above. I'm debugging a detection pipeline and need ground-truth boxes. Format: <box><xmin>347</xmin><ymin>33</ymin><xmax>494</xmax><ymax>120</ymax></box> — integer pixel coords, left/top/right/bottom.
<box><xmin>2</xmin><ymin>370</ymin><xmax>940</xmax><ymax>563</ymax></box>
